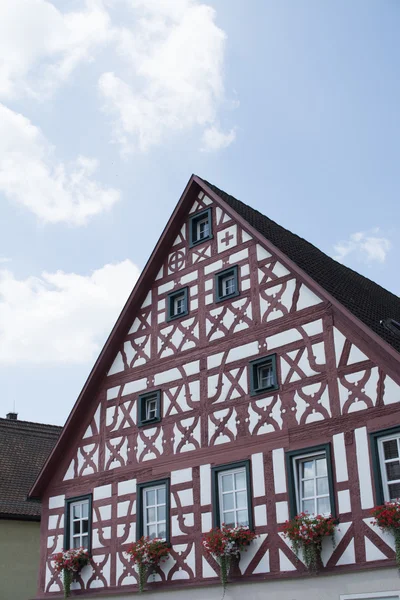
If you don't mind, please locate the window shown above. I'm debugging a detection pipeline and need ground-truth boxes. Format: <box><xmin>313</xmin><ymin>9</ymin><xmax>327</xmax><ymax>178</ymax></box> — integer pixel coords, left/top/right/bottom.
<box><xmin>371</xmin><ymin>427</ymin><xmax>400</xmax><ymax>504</ymax></box>
<box><xmin>138</xmin><ymin>390</ymin><xmax>161</xmax><ymax>427</ymax></box>
<box><xmin>249</xmin><ymin>354</ymin><xmax>278</xmax><ymax>395</ymax></box>
<box><xmin>215</xmin><ymin>266</ymin><xmax>239</xmax><ymax>302</ymax></box>
<box><xmin>189</xmin><ymin>208</ymin><xmax>212</xmax><ymax>247</ymax></box>
<box><xmin>136</xmin><ymin>479</ymin><xmax>170</xmax><ymax>542</ymax></box>
<box><xmin>167</xmin><ymin>287</ymin><xmax>188</xmax><ymax>321</ymax></box>
<box><xmin>64</xmin><ymin>495</ymin><xmax>92</xmax><ymax>552</ymax></box>
<box><xmin>212</xmin><ymin>461</ymin><xmax>253</xmax><ymax>529</ymax></box>
<box><xmin>286</xmin><ymin>445</ymin><xmax>336</xmax><ymax>519</ymax></box>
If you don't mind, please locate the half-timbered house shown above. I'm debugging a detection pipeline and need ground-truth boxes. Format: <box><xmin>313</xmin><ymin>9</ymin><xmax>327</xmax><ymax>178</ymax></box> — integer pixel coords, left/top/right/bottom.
<box><xmin>30</xmin><ymin>176</ymin><xmax>400</xmax><ymax>600</ymax></box>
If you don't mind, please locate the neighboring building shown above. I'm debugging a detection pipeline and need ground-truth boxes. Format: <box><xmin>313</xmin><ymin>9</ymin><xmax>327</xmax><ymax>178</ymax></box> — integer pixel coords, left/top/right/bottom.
<box><xmin>0</xmin><ymin>413</ymin><xmax>61</xmax><ymax>600</ymax></box>
<box><xmin>30</xmin><ymin>176</ymin><xmax>400</xmax><ymax>600</ymax></box>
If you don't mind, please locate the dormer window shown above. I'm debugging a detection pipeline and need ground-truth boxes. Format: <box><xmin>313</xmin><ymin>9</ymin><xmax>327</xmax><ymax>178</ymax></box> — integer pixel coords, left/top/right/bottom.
<box><xmin>167</xmin><ymin>288</ymin><xmax>188</xmax><ymax>321</ymax></box>
<box><xmin>189</xmin><ymin>208</ymin><xmax>212</xmax><ymax>247</ymax></box>
<box><xmin>138</xmin><ymin>391</ymin><xmax>161</xmax><ymax>427</ymax></box>
<box><xmin>215</xmin><ymin>266</ymin><xmax>239</xmax><ymax>302</ymax></box>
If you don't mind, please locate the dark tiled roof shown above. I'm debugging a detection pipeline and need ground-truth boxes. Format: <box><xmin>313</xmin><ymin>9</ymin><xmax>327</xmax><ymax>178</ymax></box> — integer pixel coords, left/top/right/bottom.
<box><xmin>203</xmin><ymin>180</ymin><xmax>400</xmax><ymax>354</ymax></box>
<box><xmin>0</xmin><ymin>418</ymin><xmax>61</xmax><ymax>519</ymax></box>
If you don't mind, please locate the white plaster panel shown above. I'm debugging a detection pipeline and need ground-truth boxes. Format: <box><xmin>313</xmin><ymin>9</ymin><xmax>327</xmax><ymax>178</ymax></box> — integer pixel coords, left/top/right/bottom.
<box><xmin>201</xmin><ymin>512</ymin><xmax>212</xmax><ymax>532</ymax></box>
<box><xmin>253</xmin><ymin>549</ymin><xmax>270</xmax><ymax>574</ymax></box>
<box><xmin>177</xmin><ymin>489</ymin><xmax>194</xmax><ymax>507</ymax></box>
<box><xmin>276</xmin><ymin>501</ymin><xmax>289</xmax><ymax>523</ymax></box>
<box><xmin>171</xmin><ymin>468</ymin><xmax>193</xmax><ymax>485</ymax></box>
<box><xmin>99</xmin><ymin>505</ymin><xmax>112</xmax><ymax>521</ymax></box>
<box><xmin>227</xmin><ymin>341</ymin><xmax>259</xmax><ymax>363</ymax></box>
<box><xmin>207</xmin><ymin>352</ymin><xmax>224</xmax><ymax>370</ymax></box>
<box><xmin>229</xmin><ymin>248</ymin><xmax>249</xmax><ymax>264</ymax></box>
<box><xmin>117</xmin><ymin>501</ymin><xmax>130</xmax><ymax>518</ymax></box>
<box><xmin>333</xmin><ymin>328</ymin><xmax>346</xmax><ymax>366</ymax></box>
<box><xmin>302</xmin><ymin>319</ymin><xmax>323</xmax><ymax>336</ymax></box>
<box><xmin>158</xmin><ymin>281</ymin><xmax>174</xmax><ymax>294</ymax></box>
<box><xmin>265</xmin><ymin>328</ymin><xmax>302</xmax><ymax>350</ymax></box>
<box><xmin>141</xmin><ymin>291</ymin><xmax>152</xmax><ymax>307</ymax></box>
<box><xmin>365</xmin><ymin>537</ymin><xmax>387</xmax><ymax>561</ymax></box>
<box><xmin>320</xmin><ymin>522</ymin><xmax>351</xmax><ymax>565</ymax></box>
<box><xmin>93</xmin><ymin>484</ymin><xmax>112</xmax><ymax>500</ymax></box>
<box><xmin>273</xmin><ymin>262</ymin><xmax>290</xmax><ymax>277</ymax></box>
<box><xmin>256</xmin><ymin>245</ymin><xmax>272</xmax><ymax>261</ymax></box>
<box><xmin>272</xmin><ymin>448</ymin><xmax>287</xmax><ymax>494</ymax></box>
<box><xmin>333</xmin><ymin>433</ymin><xmax>349</xmax><ymax>482</ymax></box>
<box><xmin>190</xmin><ymin>299</ymin><xmax>198</xmax><ymax>311</ymax></box>
<box><xmin>202</xmin><ymin>556</ymin><xmax>217</xmax><ymax>578</ymax></box>
<box><xmin>154</xmin><ymin>367</ymin><xmax>181</xmax><ymax>386</ymax></box>
<box><xmin>205</xmin><ymin>260</ymin><xmax>223</xmax><ymax>275</ymax></box>
<box><xmin>241</xmin><ymin>279</ymin><xmax>251</xmax><ymax>291</ymax></box>
<box><xmin>48</xmin><ymin>515</ymin><xmax>59</xmax><ymax>530</ymax></box>
<box><xmin>384</xmin><ymin>375</ymin><xmax>400</xmax><ymax>405</ymax></box>
<box><xmin>63</xmin><ymin>460</ymin><xmax>74</xmax><ymax>481</ymax></box>
<box><xmin>107</xmin><ymin>386</ymin><xmax>120</xmax><ymax>401</ymax></box>
<box><xmin>157</xmin><ymin>300</ymin><xmax>165</xmax><ymax>310</ymax></box>
<box><xmin>336</xmin><ymin>538</ymin><xmax>355</xmax><ymax>566</ymax></box>
<box><xmin>355</xmin><ymin>426</ymin><xmax>374</xmax><ymax>509</ymax></box>
<box><xmin>155</xmin><ymin>267</ymin><xmax>163</xmax><ymax>280</ymax></box>
<box><xmin>242</xmin><ymin>230</ymin><xmax>252</xmax><ymax>242</ymax></box>
<box><xmin>157</xmin><ymin>311</ymin><xmax>165</xmax><ymax>324</ymax></box>
<box><xmin>171</xmin><ymin>515</ymin><xmax>185</xmax><ymax>536</ymax></box>
<box><xmin>254</xmin><ymin>505</ymin><xmax>267</xmax><ymax>527</ymax></box>
<box><xmin>297</xmin><ymin>284</ymin><xmax>322</xmax><ymax>310</ymax></box>
<box><xmin>108</xmin><ymin>351</ymin><xmax>124</xmax><ymax>376</ymax></box>
<box><xmin>363</xmin><ymin>518</ymin><xmax>395</xmax><ymax>550</ymax></box>
<box><xmin>279</xmin><ymin>549</ymin><xmax>296</xmax><ymax>571</ymax></box>
<box><xmin>48</xmin><ymin>495</ymin><xmax>65</xmax><ymax>509</ymax></box>
<box><xmin>205</xmin><ymin>279</ymin><xmax>213</xmax><ymax>291</ymax></box>
<box><xmin>251</xmin><ymin>453</ymin><xmax>266</xmax><ymax>497</ymax></box>
<box><xmin>205</xmin><ymin>293</ymin><xmax>213</xmax><ymax>305</ymax></box>
<box><xmin>239</xmin><ymin>534</ymin><xmax>268</xmax><ymax>574</ymax></box>
<box><xmin>122</xmin><ymin>378</ymin><xmax>147</xmax><ymax>396</ymax></box>
<box><xmin>118</xmin><ymin>478</ymin><xmax>136</xmax><ymax>496</ymax></box>
<box><xmin>338</xmin><ymin>489</ymin><xmax>351</xmax><ymax>514</ymax></box>
<box><xmin>200</xmin><ymin>464</ymin><xmax>211</xmax><ymax>505</ymax></box>
<box><xmin>241</xmin><ymin>264</ymin><xmax>250</xmax><ymax>276</ymax></box>
<box><xmin>180</xmin><ymin>271</ymin><xmax>198</xmax><ymax>284</ymax></box>
<box><xmin>348</xmin><ymin>344</ymin><xmax>368</xmax><ymax>364</ymax></box>
<box><xmin>217</xmin><ymin>225</ymin><xmax>237</xmax><ymax>253</ymax></box>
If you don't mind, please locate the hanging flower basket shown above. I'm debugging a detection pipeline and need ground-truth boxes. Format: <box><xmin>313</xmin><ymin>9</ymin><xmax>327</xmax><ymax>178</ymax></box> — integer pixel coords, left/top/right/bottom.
<box><xmin>126</xmin><ymin>537</ymin><xmax>170</xmax><ymax>593</ymax></box>
<box><xmin>203</xmin><ymin>525</ymin><xmax>257</xmax><ymax>591</ymax></box>
<box><xmin>371</xmin><ymin>502</ymin><xmax>400</xmax><ymax>568</ymax></box>
<box><xmin>53</xmin><ymin>548</ymin><xmax>90</xmax><ymax>598</ymax></box>
<box><xmin>282</xmin><ymin>513</ymin><xmax>336</xmax><ymax>573</ymax></box>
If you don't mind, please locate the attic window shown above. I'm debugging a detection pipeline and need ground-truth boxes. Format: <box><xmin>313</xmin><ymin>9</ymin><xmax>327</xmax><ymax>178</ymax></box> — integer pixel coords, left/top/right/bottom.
<box><xmin>189</xmin><ymin>208</ymin><xmax>212</xmax><ymax>247</ymax></box>
<box><xmin>215</xmin><ymin>266</ymin><xmax>239</xmax><ymax>302</ymax></box>
<box><xmin>138</xmin><ymin>391</ymin><xmax>161</xmax><ymax>427</ymax></box>
<box><xmin>381</xmin><ymin>318</ymin><xmax>400</xmax><ymax>338</ymax></box>
<box><xmin>167</xmin><ymin>288</ymin><xmax>189</xmax><ymax>321</ymax></box>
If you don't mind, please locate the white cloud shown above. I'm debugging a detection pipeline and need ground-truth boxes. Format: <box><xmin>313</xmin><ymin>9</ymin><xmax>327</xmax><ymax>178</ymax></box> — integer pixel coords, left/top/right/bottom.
<box><xmin>201</xmin><ymin>125</ymin><xmax>236</xmax><ymax>152</ymax></box>
<box><xmin>0</xmin><ymin>260</ymin><xmax>140</xmax><ymax>364</ymax></box>
<box><xmin>0</xmin><ymin>103</ymin><xmax>120</xmax><ymax>224</ymax></box>
<box><xmin>0</xmin><ymin>0</ymin><xmax>112</xmax><ymax>99</ymax></box>
<box><xmin>334</xmin><ymin>229</ymin><xmax>391</xmax><ymax>264</ymax></box>
<box><xmin>99</xmin><ymin>0</ymin><xmax>233</xmax><ymax>154</ymax></box>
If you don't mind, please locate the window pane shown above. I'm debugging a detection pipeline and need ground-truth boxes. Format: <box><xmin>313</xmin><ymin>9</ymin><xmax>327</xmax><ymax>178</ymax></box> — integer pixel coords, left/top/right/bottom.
<box><xmin>302</xmin><ymin>460</ymin><xmax>315</xmax><ymax>479</ymax></box>
<box><xmin>302</xmin><ymin>499</ymin><xmax>314</xmax><ymax>514</ymax></box>
<box><xmin>316</xmin><ymin>458</ymin><xmax>327</xmax><ymax>477</ymax></box>
<box><xmin>222</xmin><ymin>493</ymin><xmax>234</xmax><ymax>511</ymax></box>
<box><xmin>82</xmin><ymin>520</ymin><xmax>88</xmax><ymax>533</ymax></box>
<box><xmin>73</xmin><ymin>521</ymin><xmax>81</xmax><ymax>534</ymax></box>
<box><xmin>386</xmin><ymin>461</ymin><xmax>400</xmax><ymax>482</ymax></box>
<box><xmin>302</xmin><ymin>479</ymin><xmax>314</xmax><ymax>498</ymax></box>
<box><xmin>73</xmin><ymin>537</ymin><xmax>81</xmax><ymax>548</ymax></box>
<box><xmin>383</xmin><ymin>439</ymin><xmax>399</xmax><ymax>460</ymax></box>
<box><xmin>158</xmin><ymin>526</ymin><xmax>166</xmax><ymax>540</ymax></box>
<box><xmin>221</xmin><ymin>474</ymin><xmax>233</xmax><ymax>492</ymax></box>
<box><xmin>235</xmin><ymin>491</ymin><xmax>247</xmax><ymax>509</ymax></box>
<box><xmin>223</xmin><ymin>511</ymin><xmax>235</xmax><ymax>526</ymax></box>
<box><xmin>147</xmin><ymin>525</ymin><xmax>157</xmax><ymax>539</ymax></box>
<box><xmin>73</xmin><ymin>505</ymin><xmax>81</xmax><ymax>519</ymax></box>
<box><xmin>157</xmin><ymin>506</ymin><xmax>166</xmax><ymax>522</ymax></box>
<box><xmin>317</xmin><ymin>496</ymin><xmax>331</xmax><ymax>515</ymax></box>
<box><xmin>146</xmin><ymin>489</ymin><xmax>156</xmax><ymax>506</ymax></box>
<box><xmin>316</xmin><ymin>477</ymin><xmax>329</xmax><ymax>496</ymax></box>
<box><xmin>81</xmin><ymin>502</ymin><xmax>88</xmax><ymax>519</ymax></box>
<box><xmin>82</xmin><ymin>535</ymin><xmax>88</xmax><ymax>548</ymax></box>
<box><xmin>147</xmin><ymin>507</ymin><xmax>156</xmax><ymax>523</ymax></box>
<box><xmin>157</xmin><ymin>487</ymin><xmax>166</xmax><ymax>504</ymax></box>
<box><xmin>234</xmin><ymin>471</ymin><xmax>246</xmax><ymax>490</ymax></box>
<box><xmin>237</xmin><ymin>510</ymin><xmax>249</xmax><ymax>526</ymax></box>
<box><xmin>388</xmin><ymin>482</ymin><xmax>400</xmax><ymax>500</ymax></box>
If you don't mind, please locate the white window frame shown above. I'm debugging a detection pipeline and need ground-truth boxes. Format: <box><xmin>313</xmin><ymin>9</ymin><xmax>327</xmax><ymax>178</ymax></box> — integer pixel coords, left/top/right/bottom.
<box><xmin>293</xmin><ymin>451</ymin><xmax>331</xmax><ymax>516</ymax></box>
<box><xmin>217</xmin><ymin>467</ymin><xmax>249</xmax><ymax>528</ymax></box>
<box><xmin>173</xmin><ymin>294</ymin><xmax>185</xmax><ymax>316</ymax></box>
<box><xmin>145</xmin><ymin>397</ymin><xmax>158</xmax><ymax>421</ymax></box>
<box><xmin>69</xmin><ymin>499</ymin><xmax>90</xmax><ymax>549</ymax></box>
<box><xmin>143</xmin><ymin>483</ymin><xmax>167</xmax><ymax>541</ymax></box>
<box><xmin>221</xmin><ymin>274</ymin><xmax>236</xmax><ymax>297</ymax></box>
<box><xmin>377</xmin><ymin>433</ymin><xmax>400</xmax><ymax>502</ymax></box>
<box><xmin>196</xmin><ymin>217</ymin><xmax>209</xmax><ymax>241</ymax></box>
<box><xmin>340</xmin><ymin>593</ymin><xmax>400</xmax><ymax>600</ymax></box>
<box><xmin>256</xmin><ymin>363</ymin><xmax>275</xmax><ymax>389</ymax></box>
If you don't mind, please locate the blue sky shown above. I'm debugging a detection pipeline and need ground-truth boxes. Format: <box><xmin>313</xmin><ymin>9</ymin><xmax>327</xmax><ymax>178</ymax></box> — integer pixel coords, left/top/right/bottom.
<box><xmin>1</xmin><ymin>0</ymin><xmax>399</xmax><ymax>425</ymax></box>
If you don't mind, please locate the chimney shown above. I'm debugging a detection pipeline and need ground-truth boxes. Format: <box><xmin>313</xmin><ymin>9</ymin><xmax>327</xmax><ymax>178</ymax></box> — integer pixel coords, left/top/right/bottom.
<box><xmin>6</xmin><ymin>412</ymin><xmax>18</xmax><ymax>420</ymax></box>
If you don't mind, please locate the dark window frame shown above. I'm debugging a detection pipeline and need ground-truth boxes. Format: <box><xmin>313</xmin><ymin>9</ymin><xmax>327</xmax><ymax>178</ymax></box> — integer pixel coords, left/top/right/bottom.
<box><xmin>136</xmin><ymin>478</ymin><xmax>170</xmax><ymax>543</ymax></box>
<box><xmin>166</xmin><ymin>287</ymin><xmax>189</xmax><ymax>322</ymax></box>
<box><xmin>138</xmin><ymin>390</ymin><xmax>162</xmax><ymax>427</ymax></box>
<box><xmin>215</xmin><ymin>265</ymin><xmax>240</xmax><ymax>303</ymax></box>
<box><xmin>64</xmin><ymin>494</ymin><xmax>93</xmax><ymax>553</ymax></box>
<box><xmin>249</xmin><ymin>354</ymin><xmax>279</xmax><ymax>396</ymax></box>
<box><xmin>286</xmin><ymin>444</ymin><xmax>336</xmax><ymax>519</ymax></box>
<box><xmin>211</xmin><ymin>460</ymin><xmax>254</xmax><ymax>530</ymax></box>
<box><xmin>189</xmin><ymin>208</ymin><xmax>213</xmax><ymax>247</ymax></box>
<box><xmin>370</xmin><ymin>425</ymin><xmax>400</xmax><ymax>505</ymax></box>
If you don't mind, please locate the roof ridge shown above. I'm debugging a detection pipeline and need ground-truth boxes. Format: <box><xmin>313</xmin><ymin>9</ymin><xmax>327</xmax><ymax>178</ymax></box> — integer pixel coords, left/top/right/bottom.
<box><xmin>0</xmin><ymin>418</ymin><xmax>62</xmax><ymax>429</ymax></box>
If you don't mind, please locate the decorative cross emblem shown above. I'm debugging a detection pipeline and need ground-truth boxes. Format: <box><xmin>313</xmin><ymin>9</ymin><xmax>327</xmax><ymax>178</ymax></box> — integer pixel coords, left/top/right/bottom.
<box><xmin>168</xmin><ymin>250</ymin><xmax>185</xmax><ymax>272</ymax></box>
<box><xmin>221</xmin><ymin>230</ymin><xmax>234</xmax><ymax>246</ymax></box>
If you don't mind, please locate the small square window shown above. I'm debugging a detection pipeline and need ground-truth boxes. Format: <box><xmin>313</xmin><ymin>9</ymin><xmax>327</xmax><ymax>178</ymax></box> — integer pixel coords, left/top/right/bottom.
<box><xmin>212</xmin><ymin>461</ymin><xmax>253</xmax><ymax>529</ymax></box>
<box><xmin>249</xmin><ymin>354</ymin><xmax>278</xmax><ymax>395</ymax></box>
<box><xmin>371</xmin><ymin>427</ymin><xmax>400</xmax><ymax>504</ymax></box>
<box><xmin>167</xmin><ymin>288</ymin><xmax>188</xmax><ymax>321</ymax></box>
<box><xmin>64</xmin><ymin>495</ymin><xmax>92</xmax><ymax>552</ymax></box>
<box><xmin>215</xmin><ymin>266</ymin><xmax>239</xmax><ymax>302</ymax></box>
<box><xmin>138</xmin><ymin>391</ymin><xmax>161</xmax><ymax>427</ymax></box>
<box><xmin>286</xmin><ymin>444</ymin><xmax>336</xmax><ymax>519</ymax></box>
<box><xmin>136</xmin><ymin>479</ymin><xmax>170</xmax><ymax>542</ymax></box>
<box><xmin>189</xmin><ymin>208</ymin><xmax>212</xmax><ymax>247</ymax></box>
